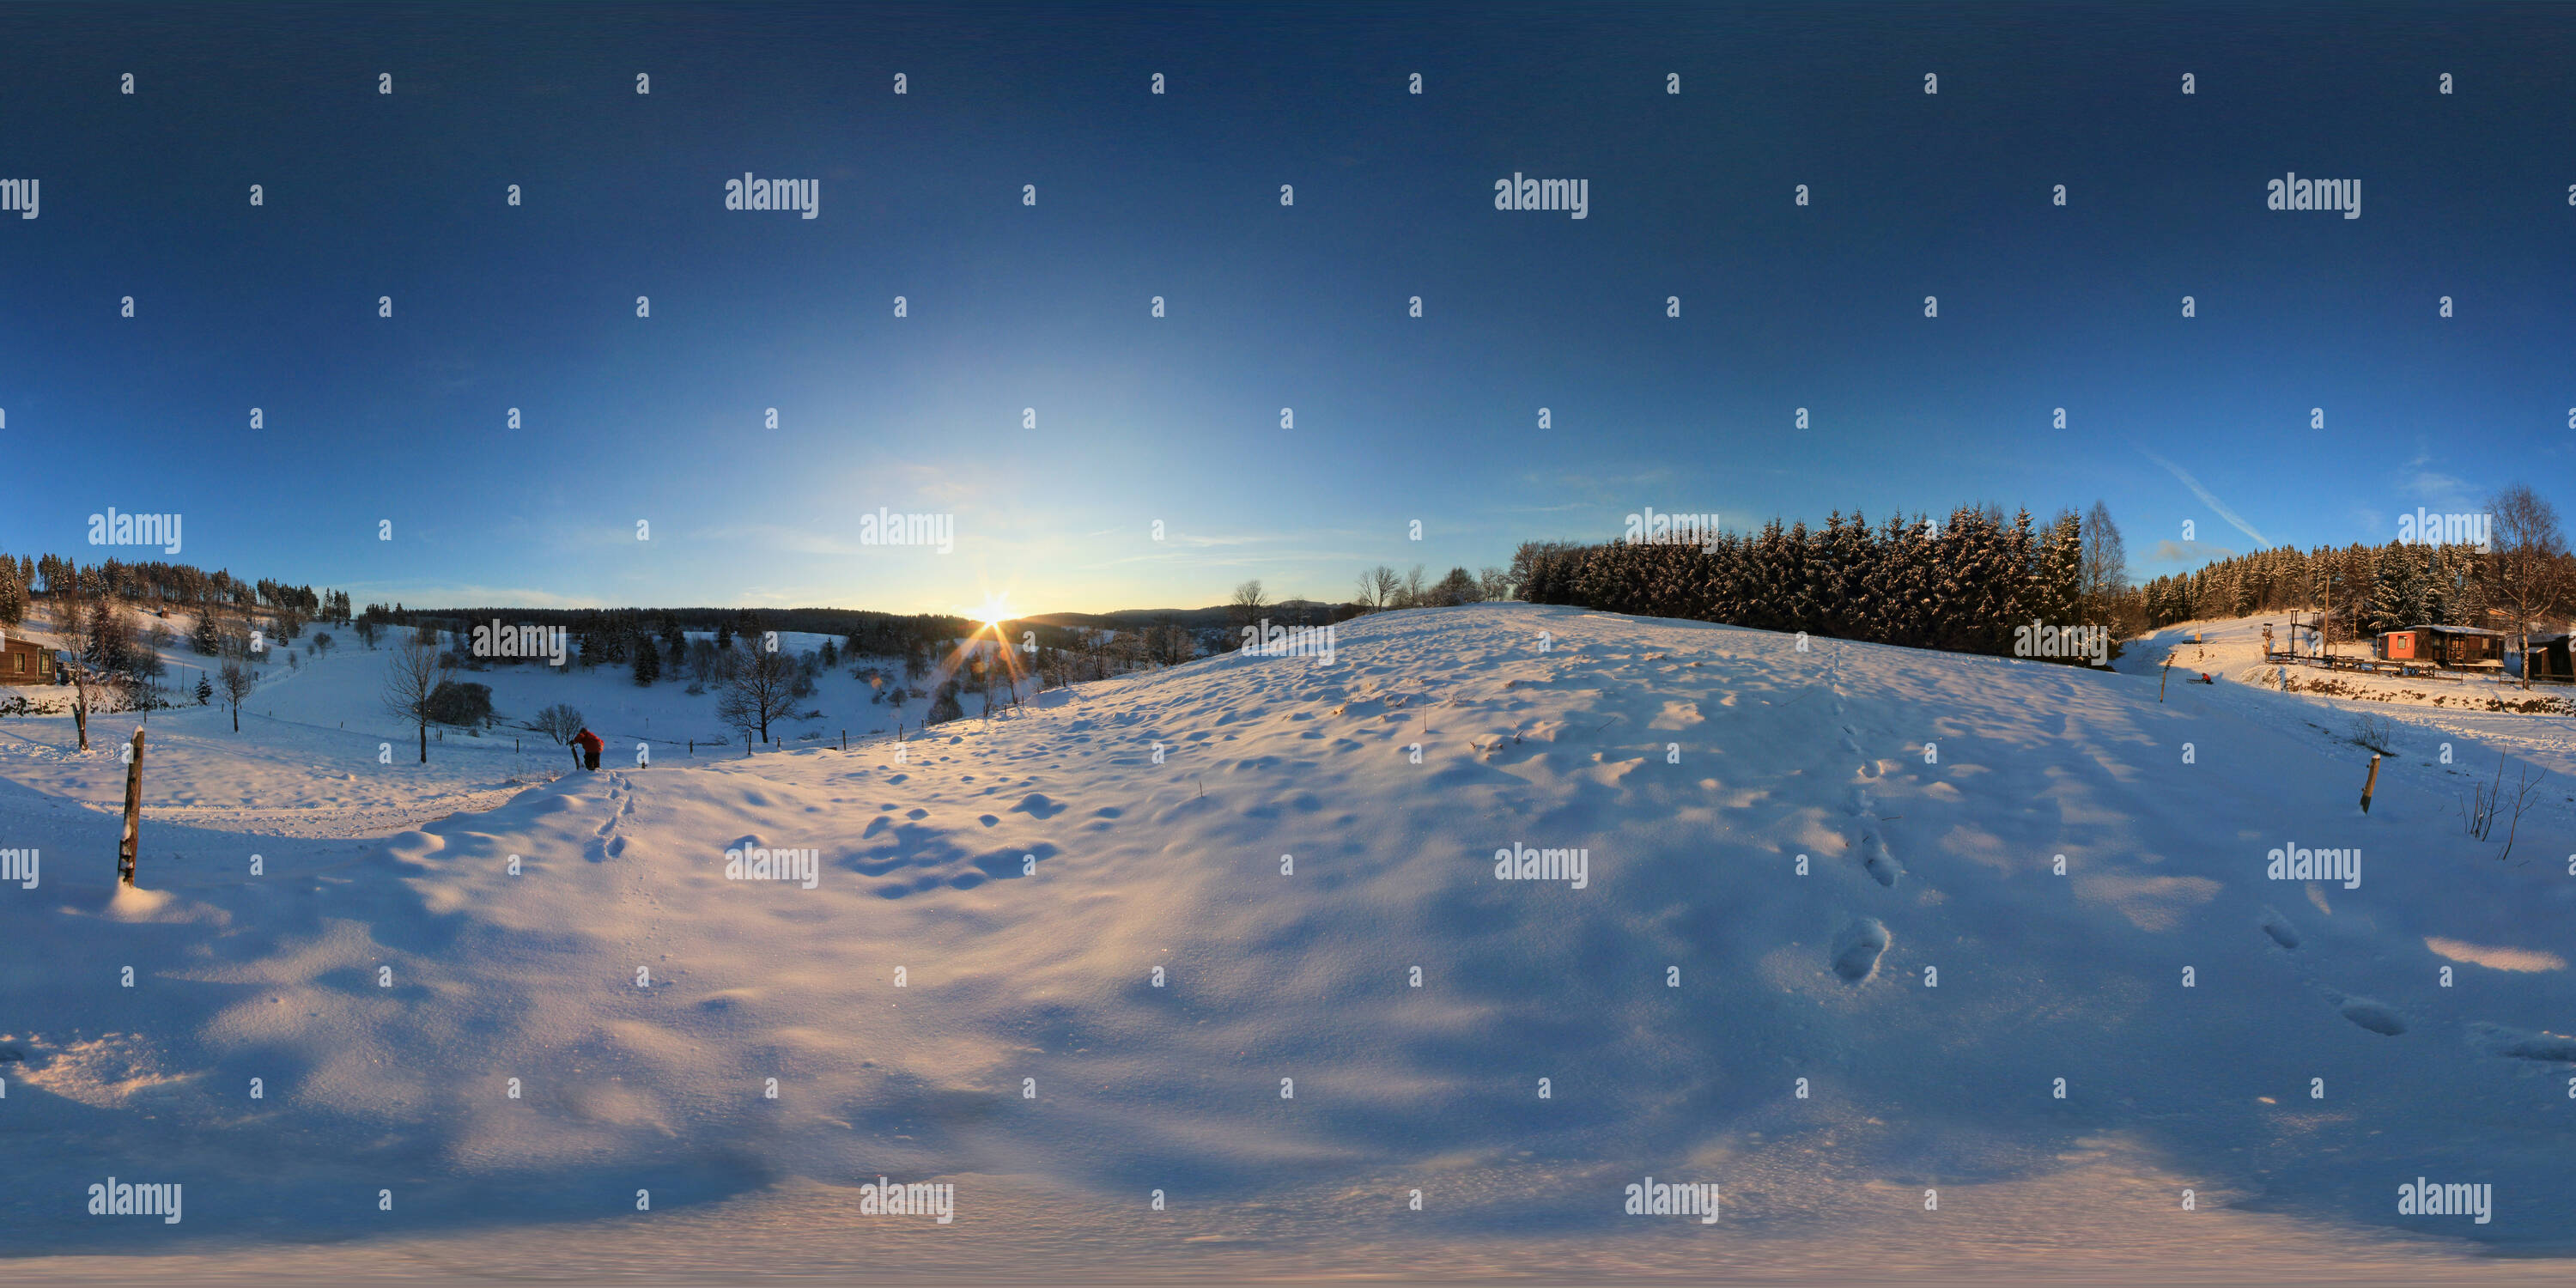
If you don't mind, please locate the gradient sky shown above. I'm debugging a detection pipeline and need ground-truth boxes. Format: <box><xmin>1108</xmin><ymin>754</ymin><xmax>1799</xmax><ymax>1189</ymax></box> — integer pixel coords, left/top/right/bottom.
<box><xmin>2</xmin><ymin>2</ymin><xmax>2569</xmax><ymax>615</ymax></box>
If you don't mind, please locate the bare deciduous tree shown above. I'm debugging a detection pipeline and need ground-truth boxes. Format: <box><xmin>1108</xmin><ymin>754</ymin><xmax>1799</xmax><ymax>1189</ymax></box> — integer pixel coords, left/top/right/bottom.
<box><xmin>719</xmin><ymin>651</ymin><xmax>799</xmax><ymax>744</ymax></box>
<box><xmin>218</xmin><ymin>659</ymin><xmax>255</xmax><ymax>733</ymax></box>
<box><xmin>68</xmin><ymin>662</ymin><xmax>105</xmax><ymax>751</ymax></box>
<box><xmin>531</xmin><ymin>702</ymin><xmax>586</xmax><ymax>766</ymax></box>
<box><xmin>2081</xmin><ymin>500</ymin><xmax>2129</xmax><ymax>625</ymax></box>
<box><xmin>1230</xmin><ymin>579</ymin><xmax>1268</xmax><ymax>641</ymax></box>
<box><xmin>1354</xmin><ymin>564</ymin><xmax>1400</xmax><ymax>611</ymax></box>
<box><xmin>2487</xmin><ymin>483</ymin><xmax>2571</xmax><ymax>690</ymax></box>
<box><xmin>382</xmin><ymin>635</ymin><xmax>448</xmax><ymax>762</ymax></box>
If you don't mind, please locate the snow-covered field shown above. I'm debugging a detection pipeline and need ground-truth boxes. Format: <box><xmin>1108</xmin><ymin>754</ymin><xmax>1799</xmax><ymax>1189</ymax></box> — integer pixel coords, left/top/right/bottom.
<box><xmin>0</xmin><ymin>622</ymin><xmax>963</xmax><ymax>835</ymax></box>
<box><xmin>2117</xmin><ymin>615</ymin><xmax>2576</xmax><ymax>791</ymax></box>
<box><xmin>4</xmin><ymin>604</ymin><xmax>2574</xmax><ymax>1284</ymax></box>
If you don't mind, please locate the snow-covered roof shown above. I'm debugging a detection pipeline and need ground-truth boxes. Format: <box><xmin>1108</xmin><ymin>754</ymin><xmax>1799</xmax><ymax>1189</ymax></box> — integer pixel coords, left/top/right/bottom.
<box><xmin>2395</xmin><ymin>624</ymin><xmax>2505</xmax><ymax>636</ymax></box>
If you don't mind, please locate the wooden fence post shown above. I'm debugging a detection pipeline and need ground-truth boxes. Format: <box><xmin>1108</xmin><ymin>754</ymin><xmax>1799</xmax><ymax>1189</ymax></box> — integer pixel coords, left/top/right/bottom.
<box><xmin>2360</xmin><ymin>754</ymin><xmax>2382</xmax><ymax>814</ymax></box>
<box><xmin>118</xmin><ymin>729</ymin><xmax>144</xmax><ymax>885</ymax></box>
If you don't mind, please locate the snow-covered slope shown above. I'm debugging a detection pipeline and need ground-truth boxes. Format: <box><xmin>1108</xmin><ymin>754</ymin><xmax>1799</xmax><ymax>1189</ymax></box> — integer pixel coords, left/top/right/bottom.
<box><xmin>3</xmin><ymin>604</ymin><xmax>2573</xmax><ymax>1269</ymax></box>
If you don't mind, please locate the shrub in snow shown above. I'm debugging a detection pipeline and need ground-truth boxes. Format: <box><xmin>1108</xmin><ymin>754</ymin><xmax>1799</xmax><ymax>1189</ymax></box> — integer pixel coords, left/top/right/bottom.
<box><xmin>426</xmin><ymin>680</ymin><xmax>495</xmax><ymax>729</ymax></box>
<box><xmin>530</xmin><ymin>703</ymin><xmax>585</xmax><ymax>745</ymax></box>
<box><xmin>2349</xmin><ymin>712</ymin><xmax>2398</xmax><ymax>756</ymax></box>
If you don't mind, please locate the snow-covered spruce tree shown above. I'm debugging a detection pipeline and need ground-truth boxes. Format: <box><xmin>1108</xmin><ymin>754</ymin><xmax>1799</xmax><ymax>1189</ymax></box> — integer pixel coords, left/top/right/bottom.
<box><xmin>83</xmin><ymin>597</ymin><xmax>137</xmax><ymax>677</ymax></box>
<box><xmin>1869</xmin><ymin>513</ymin><xmax>1914</xmax><ymax>647</ymax></box>
<box><xmin>1820</xmin><ymin>513</ymin><xmax>1873</xmax><ymax>642</ymax></box>
<box><xmin>0</xmin><ymin>552</ymin><xmax>23</xmax><ymax>627</ymax></box>
<box><xmin>1780</xmin><ymin>520</ymin><xmax>1820</xmax><ymax>633</ymax></box>
<box><xmin>2366</xmin><ymin>543</ymin><xmax>2427</xmax><ymax>634</ymax></box>
<box><xmin>2036</xmin><ymin>509</ymin><xmax>2084</xmax><ymax>630</ymax></box>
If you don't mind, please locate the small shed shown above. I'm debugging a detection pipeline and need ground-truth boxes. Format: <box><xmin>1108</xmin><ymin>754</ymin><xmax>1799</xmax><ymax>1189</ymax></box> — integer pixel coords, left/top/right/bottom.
<box><xmin>2524</xmin><ymin>633</ymin><xmax>2573</xmax><ymax>683</ymax></box>
<box><xmin>0</xmin><ymin>635</ymin><xmax>55</xmax><ymax>684</ymax></box>
<box><xmin>2373</xmin><ymin>624</ymin><xmax>2506</xmax><ymax>669</ymax></box>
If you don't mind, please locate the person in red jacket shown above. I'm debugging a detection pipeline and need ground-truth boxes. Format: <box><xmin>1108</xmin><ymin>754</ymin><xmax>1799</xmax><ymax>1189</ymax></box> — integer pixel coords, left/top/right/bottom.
<box><xmin>572</xmin><ymin>727</ymin><xmax>605</xmax><ymax>770</ymax></box>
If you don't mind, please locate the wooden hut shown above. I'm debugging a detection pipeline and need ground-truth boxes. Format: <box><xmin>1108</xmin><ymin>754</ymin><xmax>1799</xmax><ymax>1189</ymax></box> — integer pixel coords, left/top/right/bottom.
<box><xmin>2524</xmin><ymin>633</ymin><xmax>2573</xmax><ymax>683</ymax></box>
<box><xmin>2372</xmin><ymin>624</ymin><xmax>2506</xmax><ymax>670</ymax></box>
<box><xmin>0</xmin><ymin>635</ymin><xmax>56</xmax><ymax>684</ymax></box>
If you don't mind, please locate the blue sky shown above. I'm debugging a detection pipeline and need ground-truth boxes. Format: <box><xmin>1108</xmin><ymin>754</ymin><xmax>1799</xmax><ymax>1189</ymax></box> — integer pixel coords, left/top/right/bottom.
<box><xmin>1</xmin><ymin>2</ymin><xmax>2568</xmax><ymax>614</ymax></box>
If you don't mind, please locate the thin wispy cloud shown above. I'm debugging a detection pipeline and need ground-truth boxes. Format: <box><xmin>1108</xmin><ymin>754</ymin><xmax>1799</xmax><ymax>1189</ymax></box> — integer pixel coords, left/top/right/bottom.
<box><xmin>2142</xmin><ymin>451</ymin><xmax>2269</xmax><ymax>548</ymax></box>
<box><xmin>2397</xmin><ymin>454</ymin><xmax>2483</xmax><ymax>513</ymax></box>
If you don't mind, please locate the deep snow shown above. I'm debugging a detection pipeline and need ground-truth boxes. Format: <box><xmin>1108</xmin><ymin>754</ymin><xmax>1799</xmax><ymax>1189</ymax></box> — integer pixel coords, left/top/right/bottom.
<box><xmin>3</xmin><ymin>603</ymin><xmax>2573</xmax><ymax>1279</ymax></box>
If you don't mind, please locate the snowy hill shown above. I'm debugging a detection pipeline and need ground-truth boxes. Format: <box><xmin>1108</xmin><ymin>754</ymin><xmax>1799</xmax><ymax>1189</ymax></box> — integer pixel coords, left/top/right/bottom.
<box><xmin>3</xmin><ymin>603</ymin><xmax>2574</xmax><ymax>1275</ymax></box>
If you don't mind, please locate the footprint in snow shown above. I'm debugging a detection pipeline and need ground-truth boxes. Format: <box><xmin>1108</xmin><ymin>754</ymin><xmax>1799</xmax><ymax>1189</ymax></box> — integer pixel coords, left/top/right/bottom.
<box><xmin>1859</xmin><ymin>829</ymin><xmax>1900</xmax><ymax>888</ymax></box>
<box><xmin>1832</xmin><ymin>917</ymin><xmax>1892</xmax><ymax>983</ymax></box>
<box><xmin>2259</xmin><ymin>908</ymin><xmax>2301</xmax><ymax>950</ymax></box>
<box><xmin>2467</xmin><ymin>1021</ymin><xmax>2576</xmax><ymax>1062</ymax></box>
<box><xmin>2328</xmin><ymin>992</ymin><xmax>2406</xmax><ymax>1036</ymax></box>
